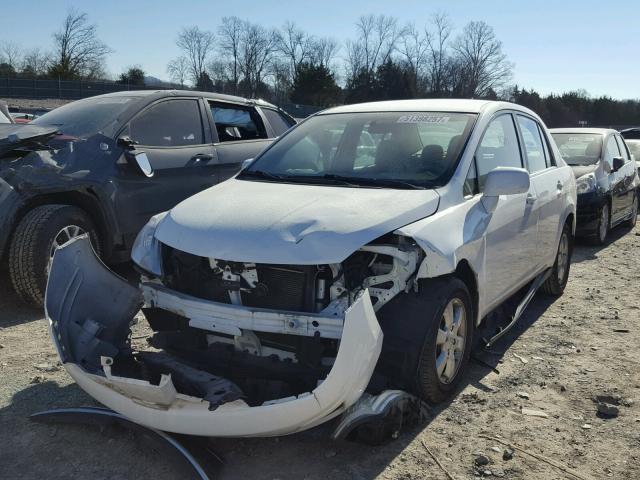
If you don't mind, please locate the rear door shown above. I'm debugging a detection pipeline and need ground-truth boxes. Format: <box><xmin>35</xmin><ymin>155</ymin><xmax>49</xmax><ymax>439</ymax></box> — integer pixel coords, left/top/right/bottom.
<box><xmin>515</xmin><ymin>115</ymin><xmax>563</xmax><ymax>267</ymax></box>
<box><xmin>114</xmin><ymin>97</ymin><xmax>218</xmax><ymax>245</ymax></box>
<box><xmin>475</xmin><ymin>113</ymin><xmax>538</xmax><ymax>309</ymax></box>
<box><xmin>206</xmin><ymin>101</ymin><xmax>273</xmax><ymax>181</ymax></box>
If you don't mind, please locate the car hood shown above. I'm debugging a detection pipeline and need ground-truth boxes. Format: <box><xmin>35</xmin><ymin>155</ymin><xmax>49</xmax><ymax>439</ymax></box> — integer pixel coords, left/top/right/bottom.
<box><xmin>570</xmin><ymin>164</ymin><xmax>598</xmax><ymax>179</ymax></box>
<box><xmin>0</xmin><ymin>124</ymin><xmax>59</xmax><ymax>157</ymax></box>
<box><xmin>155</xmin><ymin>178</ymin><xmax>440</xmax><ymax>264</ymax></box>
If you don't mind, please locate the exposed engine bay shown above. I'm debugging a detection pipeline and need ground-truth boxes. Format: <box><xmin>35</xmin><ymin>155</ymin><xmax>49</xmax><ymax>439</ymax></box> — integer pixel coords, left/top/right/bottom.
<box><xmin>138</xmin><ymin>234</ymin><xmax>423</xmax><ymax>406</ymax></box>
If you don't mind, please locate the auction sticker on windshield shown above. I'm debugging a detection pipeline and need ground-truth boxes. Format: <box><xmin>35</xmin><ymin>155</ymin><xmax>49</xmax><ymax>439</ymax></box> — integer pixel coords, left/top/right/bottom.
<box><xmin>397</xmin><ymin>114</ymin><xmax>450</xmax><ymax>124</ymax></box>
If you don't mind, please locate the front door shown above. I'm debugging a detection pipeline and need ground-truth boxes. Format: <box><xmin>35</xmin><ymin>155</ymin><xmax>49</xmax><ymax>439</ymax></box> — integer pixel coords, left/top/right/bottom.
<box><xmin>114</xmin><ymin>97</ymin><xmax>218</xmax><ymax>246</ymax></box>
<box><xmin>476</xmin><ymin>113</ymin><xmax>538</xmax><ymax>310</ymax></box>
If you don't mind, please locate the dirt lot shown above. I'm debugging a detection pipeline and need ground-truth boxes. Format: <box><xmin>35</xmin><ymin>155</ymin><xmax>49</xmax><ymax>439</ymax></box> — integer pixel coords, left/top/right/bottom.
<box><xmin>1</xmin><ymin>224</ymin><xmax>639</xmax><ymax>480</ymax></box>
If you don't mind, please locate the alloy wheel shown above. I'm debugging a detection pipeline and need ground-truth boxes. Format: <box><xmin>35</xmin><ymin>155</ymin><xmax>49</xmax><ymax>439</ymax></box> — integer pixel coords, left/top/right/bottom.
<box><xmin>435</xmin><ymin>298</ymin><xmax>467</xmax><ymax>384</ymax></box>
<box><xmin>599</xmin><ymin>206</ymin><xmax>609</xmax><ymax>243</ymax></box>
<box><xmin>556</xmin><ymin>231</ymin><xmax>570</xmax><ymax>283</ymax></box>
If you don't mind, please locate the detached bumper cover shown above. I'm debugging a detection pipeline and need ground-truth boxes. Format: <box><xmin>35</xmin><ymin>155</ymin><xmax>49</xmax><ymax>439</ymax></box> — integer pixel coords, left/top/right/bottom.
<box><xmin>46</xmin><ymin>236</ymin><xmax>383</xmax><ymax>437</ymax></box>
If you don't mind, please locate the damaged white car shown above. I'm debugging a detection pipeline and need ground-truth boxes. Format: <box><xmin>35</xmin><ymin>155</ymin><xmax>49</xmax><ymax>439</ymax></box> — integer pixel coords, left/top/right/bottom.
<box><xmin>46</xmin><ymin>99</ymin><xmax>577</xmax><ymax>440</ymax></box>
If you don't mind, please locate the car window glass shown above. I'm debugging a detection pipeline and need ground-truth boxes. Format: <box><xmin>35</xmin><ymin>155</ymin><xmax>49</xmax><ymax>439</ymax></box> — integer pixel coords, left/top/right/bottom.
<box><xmin>476</xmin><ymin>114</ymin><xmax>523</xmax><ymax>190</ymax></box>
<box><xmin>211</xmin><ymin>103</ymin><xmax>266</xmax><ymax>142</ymax></box>
<box><xmin>551</xmin><ymin>133</ymin><xmax>602</xmax><ymax>166</ymax></box>
<box><xmin>614</xmin><ymin>135</ymin><xmax>630</xmax><ymax>161</ymax></box>
<box><xmin>626</xmin><ymin>140</ymin><xmax>640</xmax><ymax>160</ymax></box>
<box><xmin>243</xmin><ymin>112</ymin><xmax>476</xmax><ymax>189</ymax></box>
<box><xmin>463</xmin><ymin>160</ymin><xmax>478</xmax><ymax>197</ymax></box>
<box><xmin>606</xmin><ymin>135</ymin><xmax>620</xmax><ymax>162</ymax></box>
<box><xmin>261</xmin><ymin>108</ymin><xmax>294</xmax><ymax>137</ymax></box>
<box><xmin>537</xmin><ymin>124</ymin><xmax>555</xmax><ymax>167</ymax></box>
<box><xmin>129</xmin><ymin>99</ymin><xmax>203</xmax><ymax>147</ymax></box>
<box><xmin>516</xmin><ymin>115</ymin><xmax>547</xmax><ymax>173</ymax></box>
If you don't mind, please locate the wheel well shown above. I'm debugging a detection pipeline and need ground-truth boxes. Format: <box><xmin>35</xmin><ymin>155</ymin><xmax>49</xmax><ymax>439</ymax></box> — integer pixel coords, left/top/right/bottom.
<box><xmin>14</xmin><ymin>190</ymin><xmax>111</xmax><ymax>257</ymax></box>
<box><xmin>455</xmin><ymin>260</ymin><xmax>479</xmax><ymax>325</ymax></box>
<box><xmin>565</xmin><ymin>212</ymin><xmax>575</xmax><ymax>236</ymax></box>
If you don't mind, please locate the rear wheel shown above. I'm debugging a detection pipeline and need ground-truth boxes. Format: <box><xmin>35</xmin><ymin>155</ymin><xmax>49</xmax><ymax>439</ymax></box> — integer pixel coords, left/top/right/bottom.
<box><xmin>623</xmin><ymin>194</ymin><xmax>638</xmax><ymax>229</ymax></box>
<box><xmin>541</xmin><ymin>222</ymin><xmax>572</xmax><ymax>296</ymax></box>
<box><xmin>9</xmin><ymin>205</ymin><xmax>101</xmax><ymax>307</ymax></box>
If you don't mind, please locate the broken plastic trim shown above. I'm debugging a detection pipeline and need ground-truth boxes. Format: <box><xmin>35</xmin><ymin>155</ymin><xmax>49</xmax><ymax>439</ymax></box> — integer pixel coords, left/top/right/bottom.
<box><xmin>30</xmin><ymin>407</ymin><xmax>210</xmax><ymax>480</ymax></box>
<box><xmin>46</xmin><ymin>236</ymin><xmax>384</xmax><ymax>437</ymax></box>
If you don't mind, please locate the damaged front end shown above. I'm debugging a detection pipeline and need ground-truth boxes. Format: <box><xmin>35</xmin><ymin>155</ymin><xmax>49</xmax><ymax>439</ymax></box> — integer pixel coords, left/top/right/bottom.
<box><xmin>46</xmin><ymin>235</ymin><xmax>427</xmax><ymax>437</ymax></box>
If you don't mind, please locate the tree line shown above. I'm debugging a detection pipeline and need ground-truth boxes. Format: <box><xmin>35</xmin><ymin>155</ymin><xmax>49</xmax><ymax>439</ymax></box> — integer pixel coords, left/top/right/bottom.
<box><xmin>1</xmin><ymin>8</ymin><xmax>639</xmax><ymax>127</ymax></box>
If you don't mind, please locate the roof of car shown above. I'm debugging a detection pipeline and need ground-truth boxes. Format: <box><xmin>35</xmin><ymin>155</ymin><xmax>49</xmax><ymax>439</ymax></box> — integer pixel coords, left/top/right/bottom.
<box><xmin>90</xmin><ymin>89</ymin><xmax>279</xmax><ymax>109</ymax></box>
<box><xmin>319</xmin><ymin>99</ymin><xmax>530</xmax><ymax>115</ymax></box>
<box><xmin>549</xmin><ymin>128</ymin><xmax>616</xmax><ymax>135</ymax></box>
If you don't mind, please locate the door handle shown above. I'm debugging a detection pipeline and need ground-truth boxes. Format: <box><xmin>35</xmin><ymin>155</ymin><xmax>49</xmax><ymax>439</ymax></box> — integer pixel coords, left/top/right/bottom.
<box><xmin>526</xmin><ymin>194</ymin><xmax>537</xmax><ymax>204</ymax></box>
<box><xmin>192</xmin><ymin>153</ymin><xmax>213</xmax><ymax>162</ymax></box>
<box><xmin>557</xmin><ymin>181</ymin><xmax>563</xmax><ymax>190</ymax></box>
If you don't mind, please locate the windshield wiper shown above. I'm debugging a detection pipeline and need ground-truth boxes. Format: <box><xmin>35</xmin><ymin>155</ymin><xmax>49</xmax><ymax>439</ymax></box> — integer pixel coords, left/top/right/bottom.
<box><xmin>239</xmin><ymin>170</ymin><xmax>286</xmax><ymax>181</ymax></box>
<box><xmin>321</xmin><ymin>174</ymin><xmax>425</xmax><ymax>190</ymax></box>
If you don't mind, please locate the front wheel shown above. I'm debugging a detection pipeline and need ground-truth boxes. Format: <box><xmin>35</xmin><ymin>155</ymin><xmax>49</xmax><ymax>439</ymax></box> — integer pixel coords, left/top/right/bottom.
<box><xmin>592</xmin><ymin>203</ymin><xmax>610</xmax><ymax>245</ymax></box>
<box><xmin>623</xmin><ymin>194</ymin><xmax>638</xmax><ymax>229</ymax></box>
<box><xmin>8</xmin><ymin>205</ymin><xmax>101</xmax><ymax>307</ymax></box>
<box><xmin>541</xmin><ymin>222</ymin><xmax>572</xmax><ymax>296</ymax></box>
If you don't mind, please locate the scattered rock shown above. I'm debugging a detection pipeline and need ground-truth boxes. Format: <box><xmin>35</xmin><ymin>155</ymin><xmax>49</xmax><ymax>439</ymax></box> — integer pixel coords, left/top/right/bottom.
<box><xmin>516</xmin><ymin>392</ymin><xmax>530</xmax><ymax>400</ymax></box>
<box><xmin>474</xmin><ymin>454</ymin><xmax>490</xmax><ymax>466</ymax></box>
<box><xmin>581</xmin><ymin>424</ymin><xmax>592</xmax><ymax>430</ymax></box>
<box><xmin>597</xmin><ymin>402</ymin><xmax>620</xmax><ymax>418</ymax></box>
<box><xmin>490</xmin><ymin>446</ymin><xmax>501</xmax><ymax>453</ymax></box>
<box><xmin>30</xmin><ymin>375</ymin><xmax>46</xmax><ymax>384</ymax></box>
<box><xmin>34</xmin><ymin>363</ymin><xmax>59</xmax><ymax>373</ymax></box>
<box><xmin>513</xmin><ymin>353</ymin><xmax>528</xmax><ymax>364</ymax></box>
<box><xmin>0</xmin><ymin>343</ymin><xmax>5</xmax><ymax>349</ymax></box>
<box><xmin>612</xmin><ymin>329</ymin><xmax>629</xmax><ymax>333</ymax></box>
<box><xmin>560</xmin><ymin>385</ymin><xmax>567</xmax><ymax>392</ymax></box>
<box><xmin>502</xmin><ymin>448</ymin><xmax>514</xmax><ymax>461</ymax></box>
<box><xmin>521</xmin><ymin>408</ymin><xmax>549</xmax><ymax>418</ymax></box>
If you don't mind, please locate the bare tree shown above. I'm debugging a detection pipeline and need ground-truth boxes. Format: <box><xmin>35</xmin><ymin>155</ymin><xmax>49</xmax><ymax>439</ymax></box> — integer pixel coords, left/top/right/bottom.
<box><xmin>238</xmin><ymin>22</ymin><xmax>279</xmax><ymax>97</ymax></box>
<box><xmin>21</xmin><ymin>48</ymin><xmax>48</xmax><ymax>76</ymax></box>
<box><xmin>50</xmin><ymin>9</ymin><xmax>111</xmax><ymax>79</ymax></box>
<box><xmin>398</xmin><ymin>23</ymin><xmax>429</xmax><ymax>93</ymax></box>
<box><xmin>218</xmin><ymin>16</ymin><xmax>244</xmax><ymax>94</ymax></box>
<box><xmin>452</xmin><ymin>21</ymin><xmax>513</xmax><ymax>97</ymax></box>
<box><xmin>308</xmin><ymin>37</ymin><xmax>339</xmax><ymax>68</ymax></box>
<box><xmin>0</xmin><ymin>41</ymin><xmax>22</xmax><ymax>70</ymax></box>
<box><xmin>426</xmin><ymin>12</ymin><xmax>453</xmax><ymax>96</ymax></box>
<box><xmin>354</xmin><ymin>14</ymin><xmax>404</xmax><ymax>72</ymax></box>
<box><xmin>176</xmin><ymin>26</ymin><xmax>215</xmax><ymax>84</ymax></box>
<box><xmin>277</xmin><ymin>21</ymin><xmax>312</xmax><ymax>77</ymax></box>
<box><xmin>167</xmin><ymin>56</ymin><xmax>190</xmax><ymax>87</ymax></box>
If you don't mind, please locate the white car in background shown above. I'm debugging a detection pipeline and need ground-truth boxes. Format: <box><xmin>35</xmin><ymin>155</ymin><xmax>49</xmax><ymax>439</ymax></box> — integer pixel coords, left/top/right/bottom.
<box><xmin>46</xmin><ymin>99</ymin><xmax>576</xmax><ymax>440</ymax></box>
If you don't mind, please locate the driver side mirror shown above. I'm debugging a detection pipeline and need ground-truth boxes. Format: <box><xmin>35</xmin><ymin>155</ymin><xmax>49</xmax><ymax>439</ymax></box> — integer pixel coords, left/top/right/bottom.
<box><xmin>612</xmin><ymin>156</ymin><xmax>625</xmax><ymax>172</ymax></box>
<box><xmin>481</xmin><ymin>167</ymin><xmax>530</xmax><ymax>213</ymax></box>
<box><xmin>125</xmin><ymin>150</ymin><xmax>153</xmax><ymax>177</ymax></box>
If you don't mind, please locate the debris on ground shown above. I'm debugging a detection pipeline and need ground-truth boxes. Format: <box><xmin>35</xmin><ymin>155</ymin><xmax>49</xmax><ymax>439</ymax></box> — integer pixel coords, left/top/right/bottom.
<box><xmin>521</xmin><ymin>408</ymin><xmax>549</xmax><ymax>418</ymax></box>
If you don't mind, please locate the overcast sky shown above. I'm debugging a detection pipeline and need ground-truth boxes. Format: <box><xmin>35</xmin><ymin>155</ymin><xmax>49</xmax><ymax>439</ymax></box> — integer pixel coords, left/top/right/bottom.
<box><xmin>3</xmin><ymin>0</ymin><xmax>638</xmax><ymax>99</ymax></box>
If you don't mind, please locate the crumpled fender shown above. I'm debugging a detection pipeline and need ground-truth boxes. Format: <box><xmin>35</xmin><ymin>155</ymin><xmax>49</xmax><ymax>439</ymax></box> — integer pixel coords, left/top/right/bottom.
<box><xmin>46</xmin><ymin>236</ymin><xmax>383</xmax><ymax>437</ymax></box>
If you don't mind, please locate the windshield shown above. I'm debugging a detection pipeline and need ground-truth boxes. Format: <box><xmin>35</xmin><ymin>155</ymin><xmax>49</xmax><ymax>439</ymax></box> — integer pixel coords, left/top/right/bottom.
<box><xmin>551</xmin><ymin>133</ymin><xmax>603</xmax><ymax>166</ymax></box>
<box><xmin>32</xmin><ymin>95</ymin><xmax>140</xmax><ymax>138</ymax></box>
<box><xmin>625</xmin><ymin>139</ymin><xmax>640</xmax><ymax>160</ymax></box>
<box><xmin>240</xmin><ymin>111</ymin><xmax>476</xmax><ymax>189</ymax></box>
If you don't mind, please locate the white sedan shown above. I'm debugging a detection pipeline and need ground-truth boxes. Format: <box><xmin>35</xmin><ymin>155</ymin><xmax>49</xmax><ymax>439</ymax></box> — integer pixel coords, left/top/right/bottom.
<box><xmin>46</xmin><ymin>99</ymin><xmax>577</xmax><ymax>439</ymax></box>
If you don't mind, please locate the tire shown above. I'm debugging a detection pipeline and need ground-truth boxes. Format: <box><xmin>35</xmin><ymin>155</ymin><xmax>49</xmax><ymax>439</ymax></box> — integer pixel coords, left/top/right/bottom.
<box><xmin>591</xmin><ymin>203</ymin><xmax>610</xmax><ymax>245</ymax></box>
<box><xmin>376</xmin><ymin>276</ymin><xmax>474</xmax><ymax>404</ymax></box>
<box><xmin>8</xmin><ymin>204</ymin><xmax>101</xmax><ymax>307</ymax></box>
<box><xmin>623</xmin><ymin>193</ymin><xmax>638</xmax><ymax>229</ymax></box>
<box><xmin>541</xmin><ymin>222</ymin><xmax>572</xmax><ymax>296</ymax></box>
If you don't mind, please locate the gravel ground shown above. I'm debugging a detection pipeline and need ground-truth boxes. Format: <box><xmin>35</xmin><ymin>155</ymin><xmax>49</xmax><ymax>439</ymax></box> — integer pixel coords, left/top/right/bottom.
<box><xmin>1</xmin><ymin>224</ymin><xmax>639</xmax><ymax>479</ymax></box>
